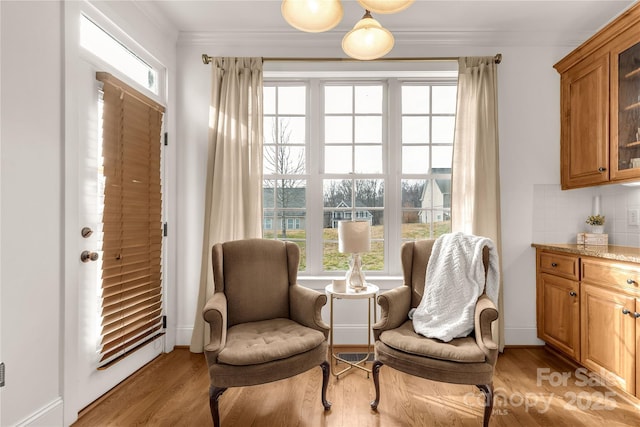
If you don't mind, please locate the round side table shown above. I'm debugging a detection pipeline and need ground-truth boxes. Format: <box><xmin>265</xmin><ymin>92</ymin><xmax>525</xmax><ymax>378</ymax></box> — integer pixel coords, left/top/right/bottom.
<box><xmin>325</xmin><ymin>283</ymin><xmax>379</xmax><ymax>378</ymax></box>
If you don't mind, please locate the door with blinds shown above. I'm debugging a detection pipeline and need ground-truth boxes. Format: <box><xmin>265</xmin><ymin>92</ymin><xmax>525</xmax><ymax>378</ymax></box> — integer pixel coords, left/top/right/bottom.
<box><xmin>95</xmin><ymin>72</ymin><xmax>164</xmax><ymax>367</ymax></box>
<box><xmin>69</xmin><ymin>12</ymin><xmax>166</xmax><ymax>416</ymax></box>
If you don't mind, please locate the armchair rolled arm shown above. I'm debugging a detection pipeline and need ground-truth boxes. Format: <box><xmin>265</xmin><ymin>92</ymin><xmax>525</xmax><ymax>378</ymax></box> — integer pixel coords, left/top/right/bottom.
<box><xmin>474</xmin><ymin>294</ymin><xmax>499</xmax><ymax>363</ymax></box>
<box><xmin>372</xmin><ymin>285</ymin><xmax>411</xmax><ymax>340</ymax></box>
<box><xmin>202</xmin><ymin>292</ymin><xmax>227</xmax><ymax>356</ymax></box>
<box><xmin>290</xmin><ymin>284</ymin><xmax>330</xmax><ymax>337</ymax></box>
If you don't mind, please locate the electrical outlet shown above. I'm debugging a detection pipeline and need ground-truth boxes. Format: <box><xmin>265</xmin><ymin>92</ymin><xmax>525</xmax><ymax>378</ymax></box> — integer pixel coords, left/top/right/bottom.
<box><xmin>628</xmin><ymin>208</ymin><xmax>639</xmax><ymax>226</ymax></box>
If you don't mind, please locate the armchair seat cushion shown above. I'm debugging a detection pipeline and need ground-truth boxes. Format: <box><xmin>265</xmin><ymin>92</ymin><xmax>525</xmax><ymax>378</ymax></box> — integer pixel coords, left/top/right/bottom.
<box><xmin>379</xmin><ymin>320</ymin><xmax>485</xmax><ymax>363</ymax></box>
<box><xmin>217</xmin><ymin>318</ymin><xmax>326</xmax><ymax>366</ymax></box>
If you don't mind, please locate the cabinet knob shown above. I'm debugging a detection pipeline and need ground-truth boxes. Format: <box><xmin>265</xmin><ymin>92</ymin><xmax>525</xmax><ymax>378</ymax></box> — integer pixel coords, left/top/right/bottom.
<box><xmin>634</xmin><ymin>312</ymin><xmax>640</xmax><ymax>319</ymax></box>
<box><xmin>622</xmin><ymin>308</ymin><xmax>631</xmax><ymax>315</ymax></box>
<box><xmin>569</xmin><ymin>291</ymin><xmax>577</xmax><ymax>297</ymax></box>
<box><xmin>627</xmin><ymin>278</ymin><xmax>637</xmax><ymax>285</ymax></box>
<box><xmin>551</xmin><ymin>262</ymin><xmax>558</xmax><ymax>267</ymax></box>
<box><xmin>598</xmin><ymin>167</ymin><xmax>607</xmax><ymax>172</ymax></box>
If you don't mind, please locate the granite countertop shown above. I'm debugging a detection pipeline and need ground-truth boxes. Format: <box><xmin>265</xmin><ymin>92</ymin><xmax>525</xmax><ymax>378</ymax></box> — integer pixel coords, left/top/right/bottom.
<box><xmin>531</xmin><ymin>243</ymin><xmax>640</xmax><ymax>264</ymax></box>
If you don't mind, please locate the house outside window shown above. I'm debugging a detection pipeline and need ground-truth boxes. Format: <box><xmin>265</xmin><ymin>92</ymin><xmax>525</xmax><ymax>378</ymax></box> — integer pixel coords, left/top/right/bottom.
<box><xmin>264</xmin><ymin>72</ymin><xmax>455</xmax><ymax>276</ymax></box>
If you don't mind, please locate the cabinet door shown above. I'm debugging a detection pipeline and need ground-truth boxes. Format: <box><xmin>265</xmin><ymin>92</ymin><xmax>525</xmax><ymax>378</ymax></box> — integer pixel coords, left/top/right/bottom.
<box><xmin>581</xmin><ymin>283</ymin><xmax>635</xmax><ymax>394</ymax></box>
<box><xmin>560</xmin><ymin>53</ymin><xmax>610</xmax><ymax>189</ymax></box>
<box><xmin>611</xmin><ymin>34</ymin><xmax>640</xmax><ymax>181</ymax></box>
<box><xmin>637</xmin><ymin>299</ymin><xmax>640</xmax><ymax>399</ymax></box>
<box><xmin>537</xmin><ymin>273</ymin><xmax>580</xmax><ymax>360</ymax></box>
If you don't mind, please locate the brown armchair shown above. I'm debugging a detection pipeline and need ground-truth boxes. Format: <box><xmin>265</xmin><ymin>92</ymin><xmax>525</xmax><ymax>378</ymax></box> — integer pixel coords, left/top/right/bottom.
<box><xmin>202</xmin><ymin>238</ymin><xmax>331</xmax><ymax>427</ymax></box>
<box><xmin>371</xmin><ymin>239</ymin><xmax>499</xmax><ymax>427</ymax></box>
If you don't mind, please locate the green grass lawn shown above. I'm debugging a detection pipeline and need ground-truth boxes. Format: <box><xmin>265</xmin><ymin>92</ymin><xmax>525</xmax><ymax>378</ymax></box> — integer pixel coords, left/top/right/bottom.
<box><xmin>266</xmin><ymin>222</ymin><xmax>451</xmax><ymax>271</ymax></box>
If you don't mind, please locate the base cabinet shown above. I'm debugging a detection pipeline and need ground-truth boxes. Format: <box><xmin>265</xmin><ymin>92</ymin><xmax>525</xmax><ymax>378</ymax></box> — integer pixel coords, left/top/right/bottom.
<box><xmin>580</xmin><ymin>283</ymin><xmax>635</xmax><ymax>394</ymax></box>
<box><xmin>535</xmin><ymin>248</ymin><xmax>640</xmax><ymax>399</ymax></box>
<box><xmin>537</xmin><ymin>273</ymin><xmax>580</xmax><ymax>360</ymax></box>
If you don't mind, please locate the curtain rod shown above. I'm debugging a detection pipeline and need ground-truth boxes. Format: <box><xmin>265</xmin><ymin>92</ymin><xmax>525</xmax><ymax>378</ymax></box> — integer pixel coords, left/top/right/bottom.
<box><xmin>202</xmin><ymin>53</ymin><xmax>502</xmax><ymax>65</ymax></box>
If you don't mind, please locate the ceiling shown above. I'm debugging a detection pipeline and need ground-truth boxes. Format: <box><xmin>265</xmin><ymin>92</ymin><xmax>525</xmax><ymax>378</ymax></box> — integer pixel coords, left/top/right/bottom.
<box><xmin>149</xmin><ymin>0</ymin><xmax>636</xmax><ymax>43</ymax></box>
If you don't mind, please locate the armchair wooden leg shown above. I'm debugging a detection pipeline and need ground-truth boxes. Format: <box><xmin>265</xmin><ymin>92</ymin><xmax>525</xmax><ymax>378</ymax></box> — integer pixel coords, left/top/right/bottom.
<box><xmin>209</xmin><ymin>386</ymin><xmax>227</xmax><ymax>427</ymax></box>
<box><xmin>476</xmin><ymin>383</ymin><xmax>494</xmax><ymax>427</ymax></box>
<box><xmin>320</xmin><ymin>361</ymin><xmax>332</xmax><ymax>410</ymax></box>
<box><xmin>370</xmin><ymin>360</ymin><xmax>384</xmax><ymax>410</ymax></box>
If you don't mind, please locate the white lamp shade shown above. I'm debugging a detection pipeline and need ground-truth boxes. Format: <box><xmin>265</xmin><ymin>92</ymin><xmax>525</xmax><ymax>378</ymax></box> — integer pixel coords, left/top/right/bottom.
<box><xmin>357</xmin><ymin>0</ymin><xmax>415</xmax><ymax>14</ymax></box>
<box><xmin>281</xmin><ymin>0</ymin><xmax>343</xmax><ymax>33</ymax></box>
<box><xmin>342</xmin><ymin>14</ymin><xmax>394</xmax><ymax>60</ymax></box>
<box><xmin>338</xmin><ymin>221</ymin><xmax>371</xmax><ymax>253</ymax></box>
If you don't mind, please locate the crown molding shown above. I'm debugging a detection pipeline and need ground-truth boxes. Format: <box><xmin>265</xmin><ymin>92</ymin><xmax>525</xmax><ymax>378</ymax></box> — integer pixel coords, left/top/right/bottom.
<box><xmin>178</xmin><ymin>29</ymin><xmax>593</xmax><ymax>48</ymax></box>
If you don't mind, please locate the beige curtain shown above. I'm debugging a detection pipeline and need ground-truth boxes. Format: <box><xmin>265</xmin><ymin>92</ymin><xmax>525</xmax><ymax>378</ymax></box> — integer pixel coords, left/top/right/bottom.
<box><xmin>451</xmin><ymin>56</ymin><xmax>504</xmax><ymax>351</ymax></box>
<box><xmin>190</xmin><ymin>57</ymin><xmax>264</xmax><ymax>353</ymax></box>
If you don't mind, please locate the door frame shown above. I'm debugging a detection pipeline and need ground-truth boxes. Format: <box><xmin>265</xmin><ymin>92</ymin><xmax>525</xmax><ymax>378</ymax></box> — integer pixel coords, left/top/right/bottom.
<box><xmin>63</xmin><ymin>2</ymin><xmax>174</xmax><ymax>424</ymax></box>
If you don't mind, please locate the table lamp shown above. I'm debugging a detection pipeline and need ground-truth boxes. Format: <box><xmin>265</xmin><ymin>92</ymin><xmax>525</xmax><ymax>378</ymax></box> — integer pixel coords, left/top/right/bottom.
<box><xmin>338</xmin><ymin>220</ymin><xmax>371</xmax><ymax>291</ymax></box>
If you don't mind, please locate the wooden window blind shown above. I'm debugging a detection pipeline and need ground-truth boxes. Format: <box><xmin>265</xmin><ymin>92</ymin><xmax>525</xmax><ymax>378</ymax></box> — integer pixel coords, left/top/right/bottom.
<box><xmin>97</xmin><ymin>72</ymin><xmax>165</xmax><ymax>368</ymax></box>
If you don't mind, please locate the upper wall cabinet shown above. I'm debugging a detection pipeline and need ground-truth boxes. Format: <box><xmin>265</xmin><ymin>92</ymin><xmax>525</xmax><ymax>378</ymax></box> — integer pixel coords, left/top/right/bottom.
<box><xmin>555</xmin><ymin>3</ymin><xmax>640</xmax><ymax>189</ymax></box>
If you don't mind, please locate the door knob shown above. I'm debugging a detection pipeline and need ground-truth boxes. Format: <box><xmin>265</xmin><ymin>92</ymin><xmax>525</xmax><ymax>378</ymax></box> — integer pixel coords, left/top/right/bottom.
<box><xmin>80</xmin><ymin>250</ymin><xmax>99</xmax><ymax>263</ymax></box>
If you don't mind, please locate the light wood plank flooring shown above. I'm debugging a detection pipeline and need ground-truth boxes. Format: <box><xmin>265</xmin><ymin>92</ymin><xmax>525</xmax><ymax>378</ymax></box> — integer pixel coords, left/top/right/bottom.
<box><xmin>73</xmin><ymin>347</ymin><xmax>640</xmax><ymax>426</ymax></box>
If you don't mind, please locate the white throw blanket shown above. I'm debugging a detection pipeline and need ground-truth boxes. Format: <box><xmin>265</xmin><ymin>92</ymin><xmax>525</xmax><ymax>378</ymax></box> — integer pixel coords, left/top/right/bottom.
<box><xmin>411</xmin><ymin>232</ymin><xmax>500</xmax><ymax>342</ymax></box>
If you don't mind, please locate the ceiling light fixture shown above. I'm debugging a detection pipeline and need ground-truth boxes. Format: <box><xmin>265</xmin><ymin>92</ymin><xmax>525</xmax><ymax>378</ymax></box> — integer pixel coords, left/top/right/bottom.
<box><xmin>357</xmin><ymin>0</ymin><xmax>414</xmax><ymax>14</ymax></box>
<box><xmin>342</xmin><ymin>10</ymin><xmax>394</xmax><ymax>60</ymax></box>
<box><xmin>281</xmin><ymin>0</ymin><xmax>412</xmax><ymax>60</ymax></box>
<box><xmin>281</xmin><ymin>0</ymin><xmax>344</xmax><ymax>33</ymax></box>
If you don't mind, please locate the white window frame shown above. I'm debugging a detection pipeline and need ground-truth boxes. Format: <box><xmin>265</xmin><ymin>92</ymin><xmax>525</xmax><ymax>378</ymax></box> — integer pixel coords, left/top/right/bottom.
<box><xmin>78</xmin><ymin>5</ymin><xmax>166</xmax><ymax>105</ymax></box>
<box><xmin>264</xmin><ymin>65</ymin><xmax>457</xmax><ymax>278</ymax></box>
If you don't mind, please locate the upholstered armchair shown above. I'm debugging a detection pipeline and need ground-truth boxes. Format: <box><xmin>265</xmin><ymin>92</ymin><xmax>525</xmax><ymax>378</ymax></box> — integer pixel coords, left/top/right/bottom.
<box><xmin>371</xmin><ymin>239</ymin><xmax>499</xmax><ymax>427</ymax></box>
<box><xmin>202</xmin><ymin>238</ymin><xmax>331</xmax><ymax>427</ymax></box>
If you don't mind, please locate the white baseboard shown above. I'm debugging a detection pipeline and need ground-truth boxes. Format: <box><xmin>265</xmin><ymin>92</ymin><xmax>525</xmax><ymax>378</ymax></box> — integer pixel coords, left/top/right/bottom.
<box><xmin>504</xmin><ymin>327</ymin><xmax>544</xmax><ymax>346</ymax></box>
<box><xmin>15</xmin><ymin>397</ymin><xmax>63</xmax><ymax>427</ymax></box>
<box><xmin>329</xmin><ymin>324</ymin><xmax>373</xmax><ymax>345</ymax></box>
<box><xmin>176</xmin><ymin>326</ymin><xmax>194</xmax><ymax>347</ymax></box>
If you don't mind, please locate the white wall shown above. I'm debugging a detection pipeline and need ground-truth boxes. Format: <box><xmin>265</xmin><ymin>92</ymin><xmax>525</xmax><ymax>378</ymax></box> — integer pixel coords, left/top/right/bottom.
<box><xmin>173</xmin><ymin>30</ymin><xmax>592</xmax><ymax>347</ymax></box>
<box><xmin>1</xmin><ymin>1</ymin><xmax>64</xmax><ymax>425</ymax></box>
<box><xmin>1</xmin><ymin>0</ymin><xmax>178</xmax><ymax>425</ymax></box>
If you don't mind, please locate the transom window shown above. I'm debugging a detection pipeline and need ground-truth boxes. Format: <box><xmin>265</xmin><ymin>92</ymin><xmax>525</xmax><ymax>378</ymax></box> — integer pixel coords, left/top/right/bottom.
<box><xmin>263</xmin><ymin>74</ymin><xmax>456</xmax><ymax>276</ymax></box>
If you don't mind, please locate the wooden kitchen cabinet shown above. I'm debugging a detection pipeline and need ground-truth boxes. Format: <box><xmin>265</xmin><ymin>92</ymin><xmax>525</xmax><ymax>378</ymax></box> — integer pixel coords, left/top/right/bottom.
<box><xmin>536</xmin><ymin>251</ymin><xmax>580</xmax><ymax>360</ymax></box>
<box><xmin>611</xmin><ymin>34</ymin><xmax>640</xmax><ymax>181</ymax></box>
<box><xmin>555</xmin><ymin>3</ymin><xmax>640</xmax><ymax>189</ymax></box>
<box><xmin>636</xmin><ymin>299</ymin><xmax>640</xmax><ymax>396</ymax></box>
<box><xmin>535</xmin><ymin>246</ymin><xmax>640</xmax><ymax>398</ymax></box>
<box><xmin>580</xmin><ymin>283</ymin><xmax>635</xmax><ymax>395</ymax></box>
<box><xmin>537</xmin><ymin>273</ymin><xmax>580</xmax><ymax>360</ymax></box>
<box><xmin>559</xmin><ymin>52</ymin><xmax>610</xmax><ymax>188</ymax></box>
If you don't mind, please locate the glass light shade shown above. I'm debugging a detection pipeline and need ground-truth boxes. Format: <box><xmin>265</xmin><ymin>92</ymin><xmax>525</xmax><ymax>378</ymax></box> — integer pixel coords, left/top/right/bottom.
<box><xmin>338</xmin><ymin>220</ymin><xmax>371</xmax><ymax>254</ymax></box>
<box><xmin>342</xmin><ymin>13</ymin><xmax>394</xmax><ymax>60</ymax></box>
<box><xmin>281</xmin><ymin>0</ymin><xmax>343</xmax><ymax>33</ymax></box>
<box><xmin>357</xmin><ymin>0</ymin><xmax>415</xmax><ymax>14</ymax></box>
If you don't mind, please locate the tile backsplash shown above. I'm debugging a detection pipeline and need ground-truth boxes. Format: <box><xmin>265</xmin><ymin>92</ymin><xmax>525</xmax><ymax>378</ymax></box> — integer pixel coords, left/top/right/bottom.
<box><xmin>533</xmin><ymin>184</ymin><xmax>640</xmax><ymax>247</ymax></box>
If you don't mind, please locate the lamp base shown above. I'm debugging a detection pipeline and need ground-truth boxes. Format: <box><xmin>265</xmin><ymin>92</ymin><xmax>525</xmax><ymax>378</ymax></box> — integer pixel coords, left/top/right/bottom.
<box><xmin>346</xmin><ymin>253</ymin><xmax>367</xmax><ymax>291</ymax></box>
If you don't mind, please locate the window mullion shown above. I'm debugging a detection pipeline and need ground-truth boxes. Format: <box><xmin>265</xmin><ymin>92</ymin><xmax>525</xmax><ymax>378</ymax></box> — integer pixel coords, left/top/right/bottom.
<box><xmin>306</xmin><ymin>79</ymin><xmax>323</xmax><ymax>275</ymax></box>
<box><xmin>386</xmin><ymin>78</ymin><xmax>402</xmax><ymax>274</ymax></box>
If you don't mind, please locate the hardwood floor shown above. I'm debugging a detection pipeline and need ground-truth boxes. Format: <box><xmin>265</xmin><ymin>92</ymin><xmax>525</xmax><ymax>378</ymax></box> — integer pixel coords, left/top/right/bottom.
<box><xmin>73</xmin><ymin>347</ymin><xmax>640</xmax><ymax>426</ymax></box>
